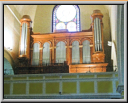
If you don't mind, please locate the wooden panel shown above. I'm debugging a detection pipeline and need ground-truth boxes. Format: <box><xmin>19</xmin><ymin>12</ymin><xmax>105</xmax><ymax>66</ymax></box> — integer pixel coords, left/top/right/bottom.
<box><xmin>17</xmin><ymin>10</ymin><xmax>109</xmax><ymax>74</ymax></box>
<box><xmin>92</xmin><ymin>52</ymin><xmax>105</xmax><ymax>63</ymax></box>
<box><xmin>69</xmin><ymin>63</ymin><xmax>108</xmax><ymax>73</ymax></box>
<box><xmin>31</xmin><ymin>32</ymin><xmax>93</xmax><ymax>39</ymax></box>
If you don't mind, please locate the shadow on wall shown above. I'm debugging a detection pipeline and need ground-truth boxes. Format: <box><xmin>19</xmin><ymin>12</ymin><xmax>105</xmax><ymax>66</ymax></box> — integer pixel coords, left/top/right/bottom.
<box><xmin>106</xmin><ymin>60</ymin><xmax>118</xmax><ymax>72</ymax></box>
<box><xmin>4</xmin><ymin>58</ymin><xmax>14</xmax><ymax>75</ymax></box>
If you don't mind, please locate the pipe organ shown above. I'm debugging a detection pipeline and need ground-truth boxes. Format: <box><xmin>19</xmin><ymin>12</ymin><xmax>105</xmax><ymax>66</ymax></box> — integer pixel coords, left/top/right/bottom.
<box><xmin>94</xmin><ymin>17</ymin><xmax>102</xmax><ymax>51</ymax></box>
<box><xmin>18</xmin><ymin>10</ymin><xmax>108</xmax><ymax>73</ymax></box>
<box><xmin>19</xmin><ymin>15</ymin><xmax>32</xmax><ymax>59</ymax></box>
<box><xmin>91</xmin><ymin>10</ymin><xmax>105</xmax><ymax>63</ymax></box>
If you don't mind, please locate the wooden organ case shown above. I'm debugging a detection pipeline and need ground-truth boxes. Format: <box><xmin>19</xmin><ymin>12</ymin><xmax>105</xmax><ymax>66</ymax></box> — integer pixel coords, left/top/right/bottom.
<box><xmin>17</xmin><ymin>10</ymin><xmax>108</xmax><ymax>74</ymax></box>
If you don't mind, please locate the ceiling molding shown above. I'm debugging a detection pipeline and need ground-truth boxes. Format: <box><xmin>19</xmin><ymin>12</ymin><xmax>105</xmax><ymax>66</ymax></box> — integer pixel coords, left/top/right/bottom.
<box><xmin>6</xmin><ymin>5</ymin><xmax>21</xmax><ymax>24</ymax></box>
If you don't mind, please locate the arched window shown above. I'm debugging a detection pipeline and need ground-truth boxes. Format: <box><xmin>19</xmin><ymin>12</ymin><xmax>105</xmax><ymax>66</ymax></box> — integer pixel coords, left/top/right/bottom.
<box><xmin>53</xmin><ymin>5</ymin><xmax>80</xmax><ymax>32</ymax></box>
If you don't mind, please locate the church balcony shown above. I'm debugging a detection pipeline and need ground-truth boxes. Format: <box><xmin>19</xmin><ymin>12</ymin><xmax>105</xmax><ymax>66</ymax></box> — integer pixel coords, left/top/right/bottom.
<box><xmin>4</xmin><ymin>71</ymin><xmax>121</xmax><ymax>99</ymax></box>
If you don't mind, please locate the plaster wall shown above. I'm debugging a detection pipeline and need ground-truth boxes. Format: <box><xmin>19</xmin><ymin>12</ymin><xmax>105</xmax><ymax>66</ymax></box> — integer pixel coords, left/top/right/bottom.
<box><xmin>4</xmin><ymin>5</ymin><xmax>20</xmax><ymax>67</ymax></box>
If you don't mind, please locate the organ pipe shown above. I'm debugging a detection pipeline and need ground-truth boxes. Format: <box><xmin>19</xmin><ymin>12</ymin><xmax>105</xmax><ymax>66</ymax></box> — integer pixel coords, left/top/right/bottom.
<box><xmin>96</xmin><ymin>18</ymin><xmax>100</xmax><ymax>51</ymax></box>
<box><xmin>94</xmin><ymin>18</ymin><xmax>97</xmax><ymax>51</ymax></box>
<box><xmin>20</xmin><ymin>23</ymin><xmax>28</xmax><ymax>55</ymax></box>
<box><xmin>98</xmin><ymin>19</ymin><xmax>102</xmax><ymax>51</ymax></box>
<box><xmin>94</xmin><ymin>17</ymin><xmax>102</xmax><ymax>52</ymax></box>
<box><xmin>19</xmin><ymin>15</ymin><xmax>32</xmax><ymax>59</ymax></box>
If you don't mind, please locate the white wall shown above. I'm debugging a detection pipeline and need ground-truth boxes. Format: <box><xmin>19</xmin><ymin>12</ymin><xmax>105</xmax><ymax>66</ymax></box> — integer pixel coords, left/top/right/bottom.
<box><xmin>108</xmin><ymin>5</ymin><xmax>118</xmax><ymax>70</ymax></box>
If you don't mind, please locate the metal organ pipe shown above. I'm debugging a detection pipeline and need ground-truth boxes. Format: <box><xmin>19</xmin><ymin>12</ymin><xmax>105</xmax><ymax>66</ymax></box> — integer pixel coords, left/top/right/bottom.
<box><xmin>20</xmin><ymin>23</ymin><xmax>28</xmax><ymax>55</ymax></box>
<box><xmin>94</xmin><ymin>17</ymin><xmax>102</xmax><ymax>52</ymax></box>
<box><xmin>98</xmin><ymin>19</ymin><xmax>102</xmax><ymax>51</ymax></box>
<box><xmin>19</xmin><ymin>15</ymin><xmax>32</xmax><ymax>59</ymax></box>
<box><xmin>20</xmin><ymin>23</ymin><xmax>24</xmax><ymax>55</ymax></box>
<box><xmin>94</xmin><ymin>18</ymin><xmax>97</xmax><ymax>51</ymax></box>
<box><xmin>25</xmin><ymin>23</ymin><xmax>28</xmax><ymax>54</ymax></box>
<box><xmin>96</xmin><ymin>18</ymin><xmax>99</xmax><ymax>51</ymax></box>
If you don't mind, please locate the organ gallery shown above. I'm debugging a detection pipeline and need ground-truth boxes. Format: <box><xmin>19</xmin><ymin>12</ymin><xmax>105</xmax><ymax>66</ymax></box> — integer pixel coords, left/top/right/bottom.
<box><xmin>16</xmin><ymin>9</ymin><xmax>108</xmax><ymax>74</ymax></box>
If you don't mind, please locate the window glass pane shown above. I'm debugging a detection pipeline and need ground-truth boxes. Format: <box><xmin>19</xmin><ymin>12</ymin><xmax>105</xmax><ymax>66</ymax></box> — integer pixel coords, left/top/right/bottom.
<box><xmin>67</xmin><ymin>22</ymin><xmax>76</xmax><ymax>32</ymax></box>
<box><xmin>56</xmin><ymin>5</ymin><xmax>76</xmax><ymax>22</ymax></box>
<box><xmin>56</xmin><ymin>22</ymin><xmax>66</xmax><ymax>30</ymax></box>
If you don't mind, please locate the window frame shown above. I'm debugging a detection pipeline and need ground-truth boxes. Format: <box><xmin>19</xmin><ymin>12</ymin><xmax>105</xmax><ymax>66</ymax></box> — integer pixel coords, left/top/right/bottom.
<box><xmin>52</xmin><ymin>5</ymin><xmax>81</xmax><ymax>32</ymax></box>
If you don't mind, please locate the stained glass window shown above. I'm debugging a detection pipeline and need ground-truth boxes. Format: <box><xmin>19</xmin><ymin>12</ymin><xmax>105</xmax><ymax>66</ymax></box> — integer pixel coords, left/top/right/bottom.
<box><xmin>53</xmin><ymin>5</ymin><xmax>80</xmax><ymax>32</ymax></box>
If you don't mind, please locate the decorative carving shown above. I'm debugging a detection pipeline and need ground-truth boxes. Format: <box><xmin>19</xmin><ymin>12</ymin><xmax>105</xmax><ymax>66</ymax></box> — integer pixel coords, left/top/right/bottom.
<box><xmin>55</xmin><ymin>38</ymin><xmax>67</xmax><ymax>45</ymax></box>
<box><xmin>70</xmin><ymin>38</ymin><xmax>81</xmax><ymax>45</ymax></box>
<box><xmin>92</xmin><ymin>52</ymin><xmax>105</xmax><ymax>63</ymax></box>
<box><xmin>30</xmin><ymin>37</ymin><xmax>34</xmax><ymax>48</ymax></box>
<box><xmin>81</xmin><ymin>37</ymin><xmax>93</xmax><ymax>44</ymax></box>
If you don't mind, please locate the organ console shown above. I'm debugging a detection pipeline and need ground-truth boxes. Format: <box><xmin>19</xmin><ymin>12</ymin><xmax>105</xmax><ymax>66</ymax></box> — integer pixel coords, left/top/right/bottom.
<box><xmin>18</xmin><ymin>10</ymin><xmax>108</xmax><ymax>74</ymax></box>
